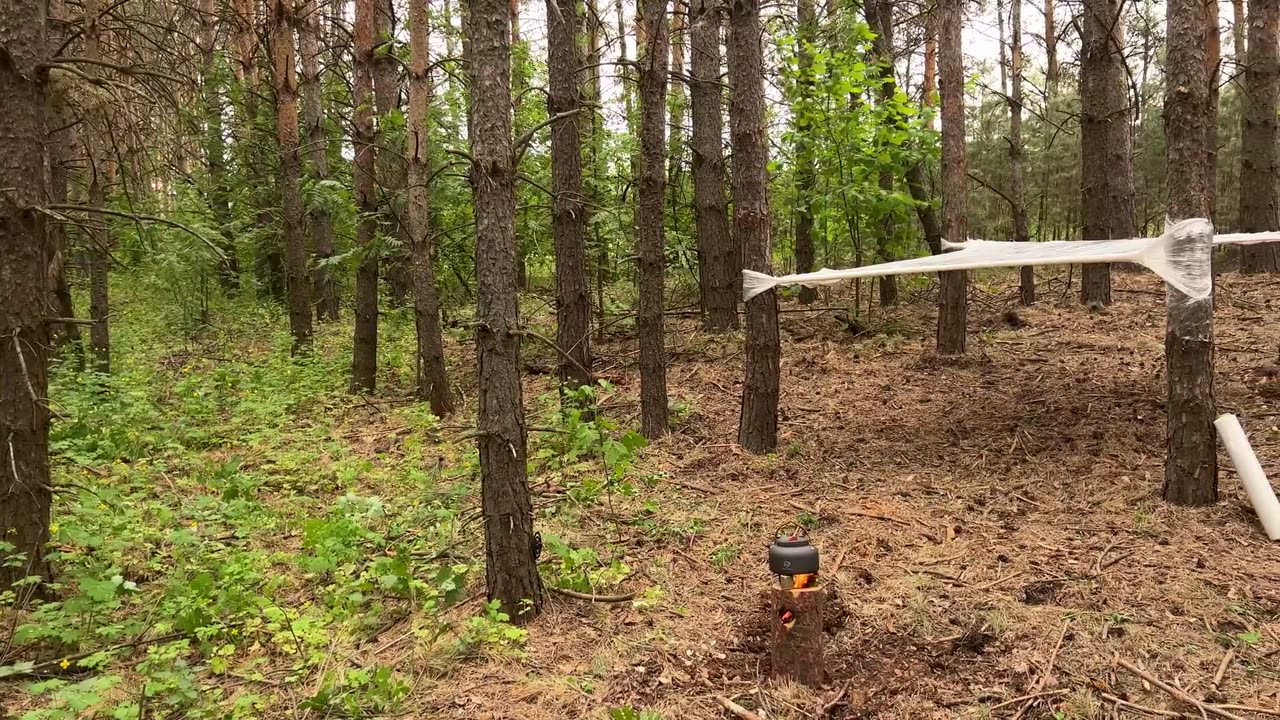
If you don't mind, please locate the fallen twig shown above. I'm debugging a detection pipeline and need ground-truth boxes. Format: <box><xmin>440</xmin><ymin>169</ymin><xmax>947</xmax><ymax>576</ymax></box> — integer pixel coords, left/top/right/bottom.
<box><xmin>716</xmin><ymin>694</ymin><xmax>766</xmax><ymax>720</ymax></box>
<box><xmin>1209</xmin><ymin>648</ymin><xmax>1234</xmax><ymax>694</ymax></box>
<box><xmin>819</xmin><ymin>680</ymin><xmax>852</xmax><ymax>716</ymax></box>
<box><xmin>987</xmin><ymin>689</ymin><xmax>1068</xmax><ymax>711</ymax></box>
<box><xmin>548</xmin><ymin>586</ymin><xmax>636</xmax><ymax>603</ymax></box>
<box><xmin>1100</xmin><ymin>692</ymin><xmax>1188</xmax><ymax>717</ymax></box>
<box><xmin>1012</xmin><ymin>620</ymin><xmax>1070</xmax><ymax>720</ymax></box>
<box><xmin>1116</xmin><ymin>659</ymin><xmax>1246</xmax><ymax>720</ymax></box>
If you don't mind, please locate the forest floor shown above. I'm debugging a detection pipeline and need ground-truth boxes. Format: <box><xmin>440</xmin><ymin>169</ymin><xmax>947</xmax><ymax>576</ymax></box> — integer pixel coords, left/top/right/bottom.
<box><xmin>3</xmin><ymin>269</ymin><xmax>1278</xmax><ymax>720</ymax></box>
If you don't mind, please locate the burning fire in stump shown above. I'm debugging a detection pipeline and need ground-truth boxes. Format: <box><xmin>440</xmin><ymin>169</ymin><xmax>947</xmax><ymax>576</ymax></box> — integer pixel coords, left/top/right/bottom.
<box><xmin>768</xmin><ymin>532</ymin><xmax>824</xmax><ymax>687</ymax></box>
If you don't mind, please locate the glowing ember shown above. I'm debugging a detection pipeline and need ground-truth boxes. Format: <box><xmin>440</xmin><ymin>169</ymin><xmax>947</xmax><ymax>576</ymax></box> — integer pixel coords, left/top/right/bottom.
<box><xmin>792</xmin><ymin>573</ymin><xmax>815</xmax><ymax>589</ymax></box>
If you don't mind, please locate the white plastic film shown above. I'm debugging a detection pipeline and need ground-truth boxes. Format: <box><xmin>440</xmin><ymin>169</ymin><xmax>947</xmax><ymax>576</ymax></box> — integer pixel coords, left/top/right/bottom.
<box><xmin>741</xmin><ymin>219</ymin><xmax>1279</xmax><ymax>302</ymax></box>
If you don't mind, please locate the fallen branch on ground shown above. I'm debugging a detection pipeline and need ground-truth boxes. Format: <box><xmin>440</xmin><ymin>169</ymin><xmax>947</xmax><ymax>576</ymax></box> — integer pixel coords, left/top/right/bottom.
<box><xmin>1116</xmin><ymin>658</ymin><xmax>1246</xmax><ymax>720</ymax></box>
<box><xmin>548</xmin><ymin>586</ymin><xmax>636</xmax><ymax>603</ymax></box>
<box><xmin>715</xmin><ymin>695</ymin><xmax>765</xmax><ymax>720</ymax></box>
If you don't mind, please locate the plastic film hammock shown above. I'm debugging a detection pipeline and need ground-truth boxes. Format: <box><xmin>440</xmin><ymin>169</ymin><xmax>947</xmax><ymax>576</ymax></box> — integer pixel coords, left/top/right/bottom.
<box><xmin>742</xmin><ymin>219</ymin><xmax>1280</xmax><ymax>303</ymax></box>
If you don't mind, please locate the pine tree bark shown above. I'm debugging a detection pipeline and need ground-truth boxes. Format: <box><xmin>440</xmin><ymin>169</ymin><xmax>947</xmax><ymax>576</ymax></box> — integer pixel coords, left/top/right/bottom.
<box><xmin>466</xmin><ymin>0</ymin><xmax>543</xmax><ymax>622</ymax></box>
<box><xmin>1164</xmin><ymin>0</ymin><xmax>1218</xmax><ymax>505</ymax></box>
<box><xmin>200</xmin><ymin>0</ymin><xmax>240</xmax><ymax>291</ymax></box>
<box><xmin>585</xmin><ymin>0</ymin><xmax>610</xmax><ymax>340</ymax></box>
<box><xmin>794</xmin><ymin>0</ymin><xmax>818</xmax><ymax>305</ymax></box>
<box><xmin>547</xmin><ymin>0</ymin><xmax>594</xmax><ymax>390</ymax></box>
<box><xmin>1044</xmin><ymin>0</ymin><xmax>1058</xmax><ymax>87</ymax></box>
<box><xmin>668</xmin><ymin>0</ymin><xmax>688</xmax><ymax>224</ymax></box>
<box><xmin>923</xmin><ymin>11</ymin><xmax>937</xmax><ymax>106</ymax></box>
<box><xmin>0</xmin><ymin>0</ymin><xmax>53</xmax><ymax>591</ymax></box>
<box><xmin>690</xmin><ymin>0</ymin><xmax>737</xmax><ymax>330</ymax></box>
<box><xmin>637</xmin><ymin>0</ymin><xmax>670</xmax><ymax>438</ymax></box>
<box><xmin>85</xmin><ymin>0</ymin><xmax>111</xmax><ymax>373</ymax></box>
<box><xmin>730</xmin><ymin>0</ymin><xmax>780</xmax><ymax>453</ymax></box>
<box><xmin>300</xmin><ymin>0</ymin><xmax>340</xmax><ymax>319</ymax></box>
<box><xmin>352</xmin><ymin>0</ymin><xmax>381</xmax><ymax>391</ymax></box>
<box><xmin>1207</xmin><ymin>0</ymin><xmax>1220</xmax><ymax>215</ymax></box>
<box><xmin>905</xmin><ymin>163</ymin><xmax>943</xmax><ymax>255</ymax></box>
<box><xmin>408</xmin><ymin>0</ymin><xmax>455</xmax><ymax>414</ymax></box>
<box><xmin>1079</xmin><ymin>0</ymin><xmax>1136</xmax><ymax>306</ymax></box>
<box><xmin>272</xmin><ymin>0</ymin><xmax>314</xmax><ymax>352</ymax></box>
<box><xmin>1239</xmin><ymin>0</ymin><xmax>1280</xmax><ymax>272</ymax></box>
<box><xmin>46</xmin><ymin>94</ymin><xmax>80</xmax><ymax>352</ymax></box>
<box><xmin>936</xmin><ymin>0</ymin><xmax>967</xmax><ymax>355</ymax></box>
<box><xmin>1009</xmin><ymin>0</ymin><xmax>1034</xmax><ymax>304</ymax></box>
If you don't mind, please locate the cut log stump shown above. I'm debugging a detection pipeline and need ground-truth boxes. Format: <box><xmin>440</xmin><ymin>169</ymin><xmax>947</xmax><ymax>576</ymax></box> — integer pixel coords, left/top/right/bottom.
<box><xmin>770</xmin><ymin>585</ymin><xmax>824</xmax><ymax>687</ymax></box>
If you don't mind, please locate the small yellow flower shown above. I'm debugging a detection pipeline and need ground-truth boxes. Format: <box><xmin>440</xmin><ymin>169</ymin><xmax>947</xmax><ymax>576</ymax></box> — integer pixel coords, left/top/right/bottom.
<box><xmin>97</xmin><ymin>503</ymin><xmax>107</xmax><ymax>510</ymax></box>
<box><xmin>59</xmin><ymin>658</ymin><xmax>70</xmax><ymax>670</ymax></box>
<box><xmin>189</xmin><ymin>521</ymin><xmax>198</xmax><ymax>530</ymax></box>
<box><xmin>230</xmin><ymin>628</ymin><xmax>239</xmax><ymax>636</ymax></box>
<box><xmin>49</xmin><ymin>523</ymin><xmax>59</xmax><ymax>534</ymax></box>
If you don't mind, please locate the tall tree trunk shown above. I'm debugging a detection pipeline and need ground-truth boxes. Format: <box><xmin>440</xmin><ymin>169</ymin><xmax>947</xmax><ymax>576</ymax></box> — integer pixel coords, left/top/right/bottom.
<box><xmin>408</xmin><ymin>0</ymin><xmax>455</xmax><ymax>414</ymax></box>
<box><xmin>794</xmin><ymin>0</ymin><xmax>818</xmax><ymax>305</ymax></box>
<box><xmin>1079</xmin><ymin>0</ymin><xmax>1136</xmax><ymax>306</ymax></box>
<box><xmin>547</xmin><ymin>0</ymin><xmax>594</xmax><ymax>389</ymax></box>
<box><xmin>668</xmin><ymin>0</ymin><xmax>688</xmax><ymax>230</ymax></box>
<box><xmin>201</xmin><ymin>0</ymin><xmax>239</xmax><ymax>291</ymax></box>
<box><xmin>352</xmin><ymin>0</ymin><xmax>381</xmax><ymax>391</ymax></box>
<box><xmin>586</xmin><ymin>0</ymin><xmax>610</xmax><ymax>341</ymax></box>
<box><xmin>870</xmin><ymin>0</ymin><xmax>898</xmax><ymax>306</ymax></box>
<box><xmin>690</xmin><ymin>0</ymin><xmax>736</xmax><ymax>330</ymax></box>
<box><xmin>1009</xmin><ymin>0</ymin><xmax>1033</xmax><ymax>304</ymax></box>
<box><xmin>271</xmin><ymin>0</ymin><xmax>314</xmax><ymax>351</ymax></box>
<box><xmin>1239</xmin><ymin>0</ymin><xmax>1280</xmax><ymax>272</ymax></box>
<box><xmin>1207</xmin><ymin>0</ymin><xmax>1220</xmax><ymax>216</ymax></box>
<box><xmin>1044</xmin><ymin>0</ymin><xmax>1058</xmax><ymax>87</ymax></box>
<box><xmin>300</xmin><ymin>0</ymin><xmax>340</xmax><ymax>319</ymax></box>
<box><xmin>936</xmin><ymin>0</ymin><xmax>967</xmax><ymax>355</ymax></box>
<box><xmin>85</xmin><ymin>0</ymin><xmax>111</xmax><ymax>373</ymax></box>
<box><xmin>730</xmin><ymin>0</ymin><xmax>779</xmax><ymax>453</ymax></box>
<box><xmin>923</xmin><ymin>11</ymin><xmax>937</xmax><ymax>105</ymax></box>
<box><xmin>374</xmin><ymin>0</ymin><xmax>412</xmax><ymax>307</ymax></box>
<box><xmin>466</xmin><ymin>0</ymin><xmax>542</xmax><ymax>622</ymax></box>
<box><xmin>0</xmin><ymin>0</ymin><xmax>53</xmax><ymax>592</ymax></box>
<box><xmin>1163</xmin><ymin>0</ymin><xmax>1218</xmax><ymax>505</ymax></box>
<box><xmin>637</xmin><ymin>0</ymin><xmax>670</xmax><ymax>438</ymax></box>
<box><xmin>905</xmin><ymin>163</ymin><xmax>943</xmax><ymax>254</ymax></box>
<box><xmin>46</xmin><ymin>95</ymin><xmax>81</xmax><ymax>353</ymax></box>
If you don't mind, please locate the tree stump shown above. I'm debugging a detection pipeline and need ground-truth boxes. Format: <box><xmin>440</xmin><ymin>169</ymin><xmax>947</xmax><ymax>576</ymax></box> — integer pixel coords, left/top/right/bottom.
<box><xmin>770</xmin><ymin>586</ymin><xmax>824</xmax><ymax>687</ymax></box>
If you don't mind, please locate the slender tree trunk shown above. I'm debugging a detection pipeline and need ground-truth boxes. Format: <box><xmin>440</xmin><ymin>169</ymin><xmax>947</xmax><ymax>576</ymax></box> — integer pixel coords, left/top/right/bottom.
<box><xmin>1239</xmin><ymin>0</ymin><xmax>1280</xmax><ymax>272</ymax></box>
<box><xmin>923</xmin><ymin>11</ymin><xmax>937</xmax><ymax>106</ymax></box>
<box><xmin>937</xmin><ymin>0</ymin><xmax>967</xmax><ymax>355</ymax></box>
<box><xmin>512</xmin><ymin>2</ymin><xmax>530</xmax><ymax>290</ymax></box>
<box><xmin>0</xmin><ymin>0</ymin><xmax>53</xmax><ymax>592</ymax></box>
<box><xmin>1164</xmin><ymin>0</ymin><xmax>1218</xmax><ymax>505</ymax></box>
<box><xmin>586</xmin><ymin>0</ymin><xmax>610</xmax><ymax>341</ymax></box>
<box><xmin>668</xmin><ymin>0</ymin><xmax>688</xmax><ymax>231</ymax></box>
<box><xmin>547</xmin><ymin>0</ymin><xmax>594</xmax><ymax>389</ymax></box>
<box><xmin>1009</xmin><ymin>0</ymin><xmax>1033</xmax><ymax>304</ymax></box>
<box><xmin>46</xmin><ymin>94</ymin><xmax>80</xmax><ymax>353</ymax></box>
<box><xmin>408</xmin><ymin>0</ymin><xmax>455</xmax><ymax>414</ymax></box>
<box><xmin>201</xmin><ymin>0</ymin><xmax>239</xmax><ymax>291</ymax></box>
<box><xmin>300</xmin><ymin>0</ymin><xmax>340</xmax><ymax>319</ymax></box>
<box><xmin>373</xmin><ymin>0</ymin><xmax>412</xmax><ymax>307</ymax></box>
<box><xmin>690</xmin><ymin>0</ymin><xmax>736</xmax><ymax>330</ymax></box>
<box><xmin>1207</xmin><ymin>0</ymin><xmax>1220</xmax><ymax>216</ymax></box>
<box><xmin>905</xmin><ymin>163</ymin><xmax>943</xmax><ymax>254</ymax></box>
<box><xmin>352</xmin><ymin>0</ymin><xmax>381</xmax><ymax>391</ymax></box>
<box><xmin>637</xmin><ymin>0</ymin><xmax>670</xmax><ymax>438</ymax></box>
<box><xmin>1045</xmin><ymin>0</ymin><xmax>1058</xmax><ymax>86</ymax></box>
<box><xmin>85</xmin><ymin>0</ymin><xmax>111</xmax><ymax>373</ymax></box>
<box><xmin>271</xmin><ymin>0</ymin><xmax>314</xmax><ymax>351</ymax></box>
<box><xmin>870</xmin><ymin>0</ymin><xmax>898</xmax><ymax>306</ymax></box>
<box><xmin>730</xmin><ymin>0</ymin><xmax>779</xmax><ymax>453</ymax></box>
<box><xmin>1079</xmin><ymin>0</ymin><xmax>1136</xmax><ymax>306</ymax></box>
<box><xmin>466</xmin><ymin>0</ymin><xmax>542</xmax><ymax>622</ymax></box>
<box><xmin>794</xmin><ymin>0</ymin><xmax>818</xmax><ymax>305</ymax></box>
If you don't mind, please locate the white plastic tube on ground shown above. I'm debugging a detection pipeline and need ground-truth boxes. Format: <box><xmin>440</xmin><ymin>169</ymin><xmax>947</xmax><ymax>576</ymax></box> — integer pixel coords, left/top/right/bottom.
<box><xmin>1214</xmin><ymin>414</ymin><xmax>1280</xmax><ymax>541</ymax></box>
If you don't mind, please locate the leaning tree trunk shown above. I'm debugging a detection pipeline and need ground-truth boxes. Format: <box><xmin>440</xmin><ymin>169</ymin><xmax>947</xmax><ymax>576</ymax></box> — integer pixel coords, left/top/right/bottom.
<box><xmin>793</xmin><ymin>0</ymin><xmax>818</xmax><ymax>305</ymax></box>
<box><xmin>300</xmin><ymin>0</ymin><xmax>340</xmax><ymax>319</ymax></box>
<box><xmin>408</xmin><ymin>0</ymin><xmax>454</xmax><ymax>415</ymax></box>
<box><xmin>690</xmin><ymin>0</ymin><xmax>737</xmax><ymax>330</ymax></box>
<box><xmin>547</xmin><ymin>0</ymin><xmax>594</xmax><ymax>390</ymax></box>
<box><xmin>637</xmin><ymin>0</ymin><xmax>670</xmax><ymax>438</ymax></box>
<box><xmin>1239</xmin><ymin>0</ymin><xmax>1280</xmax><ymax>272</ymax></box>
<box><xmin>730</xmin><ymin>0</ymin><xmax>780</xmax><ymax>454</ymax></box>
<box><xmin>1079</xmin><ymin>0</ymin><xmax>1137</xmax><ymax>306</ymax></box>
<box><xmin>1163</xmin><ymin>0</ymin><xmax>1218</xmax><ymax>505</ymax></box>
<box><xmin>0</xmin><ymin>0</ymin><xmax>53</xmax><ymax>591</ymax></box>
<box><xmin>351</xmin><ymin>0</ymin><xmax>381</xmax><ymax>391</ymax></box>
<box><xmin>936</xmin><ymin>0</ymin><xmax>967</xmax><ymax>355</ymax></box>
<box><xmin>466</xmin><ymin>0</ymin><xmax>543</xmax><ymax>622</ymax></box>
<box><xmin>271</xmin><ymin>0</ymin><xmax>314</xmax><ymax>352</ymax></box>
<box><xmin>1009</xmin><ymin>0</ymin><xmax>1033</xmax><ymax>304</ymax></box>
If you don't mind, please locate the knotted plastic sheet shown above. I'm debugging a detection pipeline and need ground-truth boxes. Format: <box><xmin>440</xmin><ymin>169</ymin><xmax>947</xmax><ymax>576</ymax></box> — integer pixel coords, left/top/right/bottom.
<box><xmin>742</xmin><ymin>219</ymin><xmax>1280</xmax><ymax>303</ymax></box>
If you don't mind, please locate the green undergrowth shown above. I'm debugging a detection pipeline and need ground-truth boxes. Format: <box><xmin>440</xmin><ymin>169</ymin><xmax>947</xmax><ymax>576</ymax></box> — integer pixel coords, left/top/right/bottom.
<box><xmin>2</xmin><ymin>286</ymin><xmax>667</xmax><ymax>719</ymax></box>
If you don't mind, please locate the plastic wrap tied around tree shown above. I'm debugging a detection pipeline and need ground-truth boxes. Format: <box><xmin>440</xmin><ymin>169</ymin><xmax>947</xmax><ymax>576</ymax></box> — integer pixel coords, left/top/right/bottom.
<box><xmin>742</xmin><ymin>218</ymin><xmax>1280</xmax><ymax>305</ymax></box>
